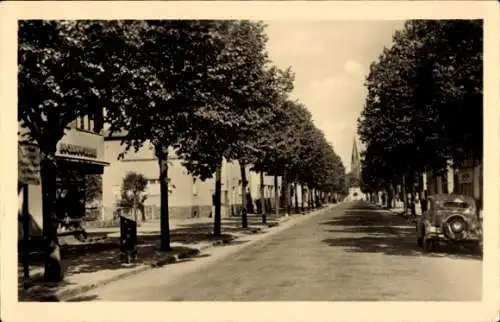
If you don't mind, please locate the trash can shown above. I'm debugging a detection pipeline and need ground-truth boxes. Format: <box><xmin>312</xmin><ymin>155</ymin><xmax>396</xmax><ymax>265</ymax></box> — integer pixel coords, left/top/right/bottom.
<box><xmin>120</xmin><ymin>209</ymin><xmax>137</xmax><ymax>264</ymax></box>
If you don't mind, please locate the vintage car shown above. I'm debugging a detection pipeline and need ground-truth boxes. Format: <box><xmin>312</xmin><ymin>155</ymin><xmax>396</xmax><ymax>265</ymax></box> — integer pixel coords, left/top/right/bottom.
<box><xmin>416</xmin><ymin>194</ymin><xmax>482</xmax><ymax>253</ymax></box>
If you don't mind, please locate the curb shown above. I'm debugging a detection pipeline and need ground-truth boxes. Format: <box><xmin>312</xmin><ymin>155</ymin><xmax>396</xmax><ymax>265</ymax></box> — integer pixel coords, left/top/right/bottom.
<box><xmin>21</xmin><ymin>247</ymin><xmax>203</xmax><ymax>302</ymax></box>
<box><xmin>27</xmin><ymin>207</ymin><xmax>331</xmax><ymax>302</ymax></box>
<box><xmin>55</xmin><ymin>229</ymin><xmax>260</xmax><ymax>300</ymax></box>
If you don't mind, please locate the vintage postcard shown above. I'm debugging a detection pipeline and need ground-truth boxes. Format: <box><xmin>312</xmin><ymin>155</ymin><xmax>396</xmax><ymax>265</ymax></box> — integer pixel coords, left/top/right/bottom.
<box><xmin>1</xmin><ymin>1</ymin><xmax>499</xmax><ymax>322</ymax></box>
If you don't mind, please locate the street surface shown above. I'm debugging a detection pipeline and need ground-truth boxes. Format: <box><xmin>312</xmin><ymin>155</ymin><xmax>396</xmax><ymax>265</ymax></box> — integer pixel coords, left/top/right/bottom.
<box><xmin>79</xmin><ymin>201</ymin><xmax>482</xmax><ymax>301</ymax></box>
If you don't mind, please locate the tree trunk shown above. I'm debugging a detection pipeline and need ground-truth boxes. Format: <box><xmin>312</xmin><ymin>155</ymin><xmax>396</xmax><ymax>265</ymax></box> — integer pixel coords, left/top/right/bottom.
<box><xmin>274</xmin><ymin>175</ymin><xmax>279</xmax><ymax>217</ymax></box>
<box><xmin>260</xmin><ymin>171</ymin><xmax>266</xmax><ymax>224</ymax></box>
<box><xmin>409</xmin><ymin>174</ymin><xmax>416</xmax><ymax>217</ymax></box>
<box><xmin>41</xmin><ymin>153</ymin><xmax>63</xmax><ymax>282</ymax></box>
<box><xmin>141</xmin><ymin>203</ymin><xmax>147</xmax><ymax>222</ymax></box>
<box><xmin>214</xmin><ymin>160</ymin><xmax>223</xmax><ymax>236</ymax></box>
<box><xmin>293</xmin><ymin>182</ymin><xmax>299</xmax><ymax>213</ymax></box>
<box><xmin>240</xmin><ymin>162</ymin><xmax>248</xmax><ymax>229</ymax></box>
<box><xmin>386</xmin><ymin>185</ymin><xmax>393</xmax><ymax>210</ymax></box>
<box><xmin>282</xmin><ymin>171</ymin><xmax>289</xmax><ymax>216</ymax></box>
<box><xmin>157</xmin><ymin>150</ymin><xmax>171</xmax><ymax>251</ymax></box>
<box><xmin>436</xmin><ymin>175</ymin><xmax>443</xmax><ymax>194</ymax></box>
<box><xmin>402</xmin><ymin>176</ymin><xmax>408</xmax><ymax>216</ymax></box>
<box><xmin>309</xmin><ymin>188</ymin><xmax>314</xmax><ymax>209</ymax></box>
<box><xmin>301</xmin><ymin>185</ymin><xmax>305</xmax><ymax>212</ymax></box>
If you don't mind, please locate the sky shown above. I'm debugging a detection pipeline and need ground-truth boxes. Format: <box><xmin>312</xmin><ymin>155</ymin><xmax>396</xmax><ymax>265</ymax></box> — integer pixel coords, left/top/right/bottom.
<box><xmin>264</xmin><ymin>20</ymin><xmax>406</xmax><ymax>172</ymax></box>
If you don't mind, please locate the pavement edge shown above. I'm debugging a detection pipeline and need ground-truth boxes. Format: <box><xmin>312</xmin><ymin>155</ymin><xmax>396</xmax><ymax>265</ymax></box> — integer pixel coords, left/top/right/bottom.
<box><xmin>55</xmin><ymin>203</ymin><xmax>339</xmax><ymax>301</ymax></box>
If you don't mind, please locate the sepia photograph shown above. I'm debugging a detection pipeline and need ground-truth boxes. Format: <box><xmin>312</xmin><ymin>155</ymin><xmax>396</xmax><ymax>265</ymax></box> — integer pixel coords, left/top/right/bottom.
<box><xmin>1</xmin><ymin>1</ymin><xmax>499</xmax><ymax>322</ymax></box>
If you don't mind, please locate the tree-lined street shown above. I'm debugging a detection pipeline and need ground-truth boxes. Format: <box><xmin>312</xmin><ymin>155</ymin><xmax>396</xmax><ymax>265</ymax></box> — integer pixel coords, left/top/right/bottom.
<box><xmin>17</xmin><ymin>18</ymin><xmax>484</xmax><ymax>303</ymax></box>
<box><xmin>358</xmin><ymin>20</ymin><xmax>483</xmax><ymax>213</ymax></box>
<box><xmin>78</xmin><ymin>202</ymin><xmax>481</xmax><ymax>301</ymax></box>
<box><xmin>19</xmin><ymin>20</ymin><xmax>346</xmax><ymax>285</ymax></box>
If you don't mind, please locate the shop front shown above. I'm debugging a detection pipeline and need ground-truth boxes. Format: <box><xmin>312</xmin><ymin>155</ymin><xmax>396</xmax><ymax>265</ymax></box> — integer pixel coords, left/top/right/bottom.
<box><xmin>18</xmin><ymin>124</ymin><xmax>108</xmax><ymax>239</ymax></box>
<box><xmin>54</xmin><ymin>129</ymin><xmax>109</xmax><ymax>222</ymax></box>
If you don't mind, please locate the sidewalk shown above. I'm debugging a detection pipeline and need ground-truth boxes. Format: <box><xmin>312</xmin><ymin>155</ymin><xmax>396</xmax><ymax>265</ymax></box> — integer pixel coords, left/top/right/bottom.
<box><xmin>18</xmin><ymin>206</ymin><xmax>325</xmax><ymax>301</ymax></box>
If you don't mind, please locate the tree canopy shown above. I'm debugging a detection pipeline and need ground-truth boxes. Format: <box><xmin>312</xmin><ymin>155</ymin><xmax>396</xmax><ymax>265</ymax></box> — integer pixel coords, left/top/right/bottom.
<box><xmin>358</xmin><ymin>20</ymin><xmax>482</xmax><ymax>192</ymax></box>
<box><xmin>19</xmin><ymin>19</ymin><xmax>348</xmax><ymax>279</ymax></box>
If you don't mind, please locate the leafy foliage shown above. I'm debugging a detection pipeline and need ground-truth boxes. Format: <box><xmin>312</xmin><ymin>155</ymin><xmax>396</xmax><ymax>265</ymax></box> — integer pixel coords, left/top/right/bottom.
<box><xmin>116</xmin><ymin>172</ymin><xmax>148</xmax><ymax>209</ymax></box>
<box><xmin>358</xmin><ymin>20</ymin><xmax>482</xmax><ymax>192</ymax></box>
<box><xmin>19</xmin><ymin>19</ymin><xmax>349</xmax><ymax>275</ymax></box>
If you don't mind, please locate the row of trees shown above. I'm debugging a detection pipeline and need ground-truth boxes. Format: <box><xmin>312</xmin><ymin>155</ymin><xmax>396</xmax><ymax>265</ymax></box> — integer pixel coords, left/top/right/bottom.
<box><xmin>19</xmin><ymin>20</ymin><xmax>346</xmax><ymax>282</ymax></box>
<box><xmin>357</xmin><ymin>20</ymin><xmax>482</xmax><ymax>209</ymax></box>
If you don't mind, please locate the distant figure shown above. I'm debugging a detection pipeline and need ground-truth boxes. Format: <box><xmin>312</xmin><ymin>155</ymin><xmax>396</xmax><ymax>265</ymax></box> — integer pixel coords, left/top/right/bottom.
<box><xmin>381</xmin><ymin>193</ymin><xmax>386</xmax><ymax>207</ymax></box>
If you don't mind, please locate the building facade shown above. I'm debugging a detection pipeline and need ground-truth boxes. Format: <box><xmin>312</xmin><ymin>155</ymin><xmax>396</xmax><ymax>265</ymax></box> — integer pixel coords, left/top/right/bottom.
<box><xmin>425</xmin><ymin>155</ymin><xmax>483</xmax><ymax>210</ymax></box>
<box><xmin>18</xmin><ymin>113</ymin><xmax>108</xmax><ymax>238</ymax></box>
<box><xmin>102</xmin><ymin>133</ymin><xmax>284</xmax><ymax>221</ymax></box>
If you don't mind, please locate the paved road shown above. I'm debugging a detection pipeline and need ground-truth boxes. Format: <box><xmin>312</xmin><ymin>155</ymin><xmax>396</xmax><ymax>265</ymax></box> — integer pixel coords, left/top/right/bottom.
<box><xmin>79</xmin><ymin>201</ymin><xmax>482</xmax><ymax>301</ymax></box>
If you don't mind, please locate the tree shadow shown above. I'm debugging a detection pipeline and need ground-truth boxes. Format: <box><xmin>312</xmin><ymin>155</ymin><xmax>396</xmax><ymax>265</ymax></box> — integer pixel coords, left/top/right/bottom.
<box><xmin>321</xmin><ymin>206</ymin><xmax>481</xmax><ymax>261</ymax></box>
<box><xmin>217</xmin><ymin>240</ymin><xmax>250</xmax><ymax>247</ymax></box>
<box><xmin>321</xmin><ymin>208</ymin><xmax>409</xmax><ymax>227</ymax></box>
<box><xmin>343</xmin><ymin>201</ymin><xmax>377</xmax><ymax>211</ymax></box>
<box><xmin>19</xmin><ymin>277</ymin><xmax>78</xmax><ymax>302</ymax></box>
<box><xmin>19</xmin><ymin>241</ymin><xmax>203</xmax><ymax>301</ymax></box>
<box><xmin>325</xmin><ymin>225</ymin><xmax>415</xmax><ymax>236</ymax></box>
<box><xmin>320</xmin><ymin>216</ymin><xmax>392</xmax><ymax>227</ymax></box>
<box><xmin>84</xmin><ymin>231</ymin><xmax>110</xmax><ymax>239</ymax></box>
<box><xmin>136</xmin><ymin>230</ymin><xmax>237</xmax><ymax>245</ymax></box>
<box><xmin>65</xmin><ymin>294</ymin><xmax>99</xmax><ymax>302</ymax></box>
<box><xmin>322</xmin><ymin>225</ymin><xmax>482</xmax><ymax>261</ymax></box>
<box><xmin>62</xmin><ymin>243</ymin><xmax>201</xmax><ymax>275</ymax></box>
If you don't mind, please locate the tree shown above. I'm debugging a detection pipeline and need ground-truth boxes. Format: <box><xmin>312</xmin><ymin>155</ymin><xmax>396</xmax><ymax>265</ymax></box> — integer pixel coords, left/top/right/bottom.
<box><xmin>116</xmin><ymin>172</ymin><xmax>149</xmax><ymax>221</ymax></box>
<box><xmin>358</xmin><ymin>20</ymin><xmax>482</xmax><ymax>204</ymax></box>
<box><xmin>236</xmin><ymin>66</ymin><xmax>294</xmax><ymax>226</ymax></box>
<box><xmin>176</xmin><ymin>21</ymin><xmax>283</xmax><ymax>235</ymax></box>
<box><xmin>251</xmin><ymin>99</ymin><xmax>308</xmax><ymax>214</ymax></box>
<box><xmin>18</xmin><ymin>20</ymin><xmax>126</xmax><ymax>282</ymax></box>
<box><xmin>251</xmin><ymin>97</ymin><xmax>346</xmax><ymax>213</ymax></box>
<box><xmin>105</xmin><ymin>21</ymin><xmax>233</xmax><ymax>249</ymax></box>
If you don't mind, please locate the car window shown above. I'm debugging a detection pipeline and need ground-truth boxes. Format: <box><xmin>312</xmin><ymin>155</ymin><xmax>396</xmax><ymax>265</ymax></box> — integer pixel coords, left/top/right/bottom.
<box><xmin>440</xmin><ymin>200</ymin><xmax>469</xmax><ymax>209</ymax></box>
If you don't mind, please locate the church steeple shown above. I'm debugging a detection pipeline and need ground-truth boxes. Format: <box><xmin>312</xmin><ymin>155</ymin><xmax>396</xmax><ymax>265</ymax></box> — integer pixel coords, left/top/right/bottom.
<box><xmin>351</xmin><ymin>137</ymin><xmax>361</xmax><ymax>180</ymax></box>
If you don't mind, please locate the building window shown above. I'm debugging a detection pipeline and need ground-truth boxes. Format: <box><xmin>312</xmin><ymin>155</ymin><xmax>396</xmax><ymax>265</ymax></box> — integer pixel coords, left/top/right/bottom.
<box><xmin>71</xmin><ymin>112</ymin><xmax>103</xmax><ymax>134</ymax></box>
<box><xmin>192</xmin><ymin>178</ymin><xmax>198</xmax><ymax>196</ymax></box>
<box><xmin>147</xmin><ymin>178</ymin><xmax>160</xmax><ymax>185</ymax></box>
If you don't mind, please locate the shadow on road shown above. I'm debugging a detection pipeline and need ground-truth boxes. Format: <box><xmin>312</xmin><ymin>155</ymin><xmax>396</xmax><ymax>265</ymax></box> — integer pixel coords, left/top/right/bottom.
<box><xmin>66</xmin><ymin>294</ymin><xmax>99</xmax><ymax>302</ymax></box>
<box><xmin>322</xmin><ymin>235</ymin><xmax>482</xmax><ymax>261</ymax></box>
<box><xmin>321</xmin><ymin>207</ymin><xmax>482</xmax><ymax>261</ymax></box>
<box><xmin>343</xmin><ymin>205</ymin><xmax>377</xmax><ymax>211</ymax></box>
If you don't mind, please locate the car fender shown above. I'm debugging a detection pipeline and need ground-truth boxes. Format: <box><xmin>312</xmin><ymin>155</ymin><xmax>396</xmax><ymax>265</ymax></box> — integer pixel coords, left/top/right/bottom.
<box><xmin>422</xmin><ymin>220</ymin><xmax>435</xmax><ymax>235</ymax></box>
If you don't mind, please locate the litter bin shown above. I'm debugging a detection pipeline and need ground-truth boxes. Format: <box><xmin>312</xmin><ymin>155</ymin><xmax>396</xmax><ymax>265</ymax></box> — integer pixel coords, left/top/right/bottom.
<box><xmin>120</xmin><ymin>209</ymin><xmax>137</xmax><ymax>264</ymax></box>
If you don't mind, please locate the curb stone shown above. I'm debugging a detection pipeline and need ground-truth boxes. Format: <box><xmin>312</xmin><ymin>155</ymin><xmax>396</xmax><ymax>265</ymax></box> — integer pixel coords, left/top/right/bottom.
<box><xmin>22</xmin><ymin>247</ymin><xmax>202</xmax><ymax>302</ymax></box>
<box><xmin>48</xmin><ymin>206</ymin><xmax>331</xmax><ymax>301</ymax></box>
<box><xmin>58</xmin><ymin>231</ymin><xmax>252</xmax><ymax>301</ymax></box>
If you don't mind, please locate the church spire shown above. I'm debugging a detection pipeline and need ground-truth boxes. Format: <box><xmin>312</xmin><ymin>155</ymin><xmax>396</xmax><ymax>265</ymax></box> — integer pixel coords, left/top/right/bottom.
<box><xmin>351</xmin><ymin>137</ymin><xmax>361</xmax><ymax>179</ymax></box>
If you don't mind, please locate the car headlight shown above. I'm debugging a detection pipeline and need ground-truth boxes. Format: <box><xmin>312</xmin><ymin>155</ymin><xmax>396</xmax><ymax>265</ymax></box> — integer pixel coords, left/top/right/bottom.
<box><xmin>451</xmin><ymin>221</ymin><xmax>465</xmax><ymax>232</ymax></box>
<box><xmin>463</xmin><ymin>207</ymin><xmax>472</xmax><ymax>215</ymax></box>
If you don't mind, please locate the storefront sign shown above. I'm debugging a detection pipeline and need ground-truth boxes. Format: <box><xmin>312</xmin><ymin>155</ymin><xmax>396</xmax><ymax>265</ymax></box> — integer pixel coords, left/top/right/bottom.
<box><xmin>59</xmin><ymin>143</ymin><xmax>97</xmax><ymax>159</ymax></box>
<box><xmin>18</xmin><ymin>143</ymin><xmax>41</xmax><ymax>185</ymax></box>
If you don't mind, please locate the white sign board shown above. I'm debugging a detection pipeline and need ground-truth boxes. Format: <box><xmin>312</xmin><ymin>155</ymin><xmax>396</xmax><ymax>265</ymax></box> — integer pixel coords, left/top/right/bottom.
<box><xmin>18</xmin><ymin>143</ymin><xmax>41</xmax><ymax>185</ymax></box>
